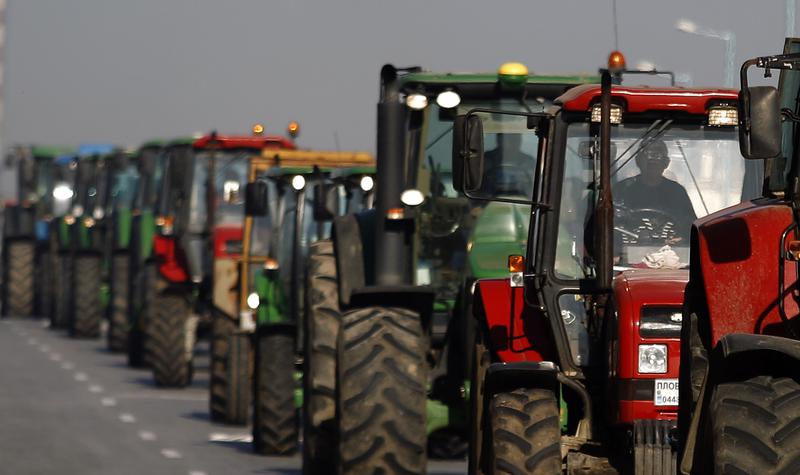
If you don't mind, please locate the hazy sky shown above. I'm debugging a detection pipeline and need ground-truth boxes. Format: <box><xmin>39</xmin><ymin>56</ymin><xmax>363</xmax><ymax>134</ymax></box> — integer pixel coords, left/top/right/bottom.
<box><xmin>3</xmin><ymin>0</ymin><xmax>797</xmax><ymax>158</ymax></box>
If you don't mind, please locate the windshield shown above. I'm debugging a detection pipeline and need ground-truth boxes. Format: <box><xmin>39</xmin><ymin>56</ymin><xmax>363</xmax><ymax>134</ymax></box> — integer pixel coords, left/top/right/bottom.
<box><xmin>134</xmin><ymin>148</ymin><xmax>167</xmax><ymax>211</ymax></box>
<box><xmin>73</xmin><ymin>160</ymin><xmax>99</xmax><ymax>216</ymax></box>
<box><xmin>110</xmin><ymin>162</ymin><xmax>139</xmax><ymax>210</ymax></box>
<box><xmin>412</xmin><ymin>102</ymin><xmax>539</xmax><ymax>296</ymax></box>
<box><xmin>555</xmin><ymin>121</ymin><xmax>753</xmax><ymax>279</ymax></box>
<box><xmin>187</xmin><ymin>149</ymin><xmax>251</xmax><ymax>233</ymax></box>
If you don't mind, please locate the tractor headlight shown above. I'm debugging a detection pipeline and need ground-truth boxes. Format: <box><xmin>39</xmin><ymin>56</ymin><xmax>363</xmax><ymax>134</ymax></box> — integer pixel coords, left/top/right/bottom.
<box><xmin>247</xmin><ymin>292</ymin><xmax>260</xmax><ymax>310</ymax></box>
<box><xmin>591</xmin><ymin>104</ymin><xmax>623</xmax><ymax>124</ymax></box>
<box><xmin>360</xmin><ymin>176</ymin><xmax>374</xmax><ymax>192</ymax></box>
<box><xmin>400</xmin><ymin>188</ymin><xmax>425</xmax><ymax>207</ymax></box>
<box><xmin>638</xmin><ymin>344</ymin><xmax>667</xmax><ymax>374</ymax></box>
<box><xmin>53</xmin><ymin>184</ymin><xmax>73</xmax><ymax>201</ymax></box>
<box><xmin>291</xmin><ymin>175</ymin><xmax>306</xmax><ymax>191</ymax></box>
<box><xmin>708</xmin><ymin>106</ymin><xmax>738</xmax><ymax>126</ymax></box>
<box><xmin>405</xmin><ymin>93</ymin><xmax>428</xmax><ymax>110</ymax></box>
<box><xmin>436</xmin><ymin>90</ymin><xmax>461</xmax><ymax>109</ymax></box>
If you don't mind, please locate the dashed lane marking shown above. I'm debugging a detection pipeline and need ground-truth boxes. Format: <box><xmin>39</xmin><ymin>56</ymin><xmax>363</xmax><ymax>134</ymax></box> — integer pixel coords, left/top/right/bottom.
<box><xmin>49</xmin><ymin>353</ymin><xmax>62</xmax><ymax>361</ymax></box>
<box><xmin>88</xmin><ymin>385</ymin><xmax>103</xmax><ymax>393</ymax></box>
<box><xmin>74</xmin><ymin>372</ymin><xmax>89</xmax><ymax>382</ymax></box>
<box><xmin>160</xmin><ymin>449</ymin><xmax>182</xmax><ymax>459</ymax></box>
<box><xmin>38</xmin><ymin>345</ymin><xmax>50</xmax><ymax>352</ymax></box>
<box><xmin>209</xmin><ymin>432</ymin><xmax>253</xmax><ymax>443</ymax></box>
<box><xmin>113</xmin><ymin>392</ymin><xmax>207</xmax><ymax>402</ymax></box>
<box><xmin>138</xmin><ymin>430</ymin><xmax>157</xmax><ymax>441</ymax></box>
<box><xmin>188</xmin><ymin>471</ymin><xmax>208</xmax><ymax>475</ymax></box>
<box><xmin>101</xmin><ymin>397</ymin><xmax>117</xmax><ymax>407</ymax></box>
<box><xmin>61</xmin><ymin>362</ymin><xmax>75</xmax><ymax>370</ymax></box>
<box><xmin>27</xmin><ymin>338</ymin><xmax>37</xmax><ymax>345</ymax></box>
<box><xmin>119</xmin><ymin>413</ymin><xmax>137</xmax><ymax>423</ymax></box>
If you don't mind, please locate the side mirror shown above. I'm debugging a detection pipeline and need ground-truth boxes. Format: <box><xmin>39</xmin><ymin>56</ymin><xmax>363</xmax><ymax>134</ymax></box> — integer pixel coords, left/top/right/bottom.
<box><xmin>452</xmin><ymin>114</ymin><xmax>485</xmax><ymax>193</ymax></box>
<box><xmin>739</xmin><ymin>86</ymin><xmax>781</xmax><ymax>159</ymax></box>
<box><xmin>313</xmin><ymin>183</ymin><xmax>340</xmax><ymax>221</ymax></box>
<box><xmin>244</xmin><ymin>181</ymin><xmax>268</xmax><ymax>216</ymax></box>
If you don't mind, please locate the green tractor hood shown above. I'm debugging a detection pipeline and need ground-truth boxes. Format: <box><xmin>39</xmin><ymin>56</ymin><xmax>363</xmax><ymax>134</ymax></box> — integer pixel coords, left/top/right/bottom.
<box><xmin>468</xmin><ymin>201</ymin><xmax>530</xmax><ymax>279</ymax></box>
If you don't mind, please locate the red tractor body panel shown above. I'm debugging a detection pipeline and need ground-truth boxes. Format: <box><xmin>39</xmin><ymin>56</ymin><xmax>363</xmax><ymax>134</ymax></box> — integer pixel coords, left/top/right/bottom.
<box><xmin>213</xmin><ymin>225</ymin><xmax>243</xmax><ymax>259</ymax></box>
<box><xmin>153</xmin><ymin>234</ymin><xmax>189</xmax><ymax>283</ymax></box>
<box><xmin>192</xmin><ymin>134</ymin><xmax>296</xmax><ymax>151</ymax></box>
<box><xmin>612</xmin><ymin>269</ymin><xmax>685</xmax><ymax>424</ymax></box>
<box><xmin>557</xmin><ymin>84</ymin><xmax>738</xmax><ymax>114</ymax></box>
<box><xmin>695</xmin><ymin>199</ymin><xmax>796</xmax><ymax>344</ymax></box>
<box><xmin>475</xmin><ymin>278</ymin><xmax>556</xmax><ymax>363</ymax></box>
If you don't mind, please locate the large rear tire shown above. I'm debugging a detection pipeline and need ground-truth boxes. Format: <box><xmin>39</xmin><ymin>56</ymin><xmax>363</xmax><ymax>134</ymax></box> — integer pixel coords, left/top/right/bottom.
<box><xmin>303</xmin><ymin>240</ymin><xmax>339</xmax><ymax>473</ymax></box>
<box><xmin>469</xmin><ymin>333</ymin><xmax>490</xmax><ymax>474</ymax></box>
<box><xmin>209</xmin><ymin>315</ymin><xmax>250</xmax><ymax>424</ymax></box>
<box><xmin>147</xmin><ymin>294</ymin><xmax>194</xmax><ymax>387</ymax></box>
<box><xmin>51</xmin><ymin>253</ymin><xmax>72</xmax><ymax>329</ymax></box>
<box><xmin>37</xmin><ymin>249</ymin><xmax>54</xmax><ymax>319</ymax></box>
<box><xmin>710</xmin><ymin>375</ymin><xmax>800</xmax><ymax>474</ymax></box>
<box><xmin>4</xmin><ymin>240</ymin><xmax>35</xmax><ymax>317</ymax></box>
<box><xmin>107</xmin><ymin>254</ymin><xmax>130</xmax><ymax>352</ymax></box>
<box><xmin>253</xmin><ymin>330</ymin><xmax>297</xmax><ymax>455</ymax></box>
<box><xmin>70</xmin><ymin>255</ymin><xmax>102</xmax><ymax>338</ymax></box>
<box><xmin>127</xmin><ymin>262</ymin><xmax>156</xmax><ymax>368</ymax></box>
<box><xmin>488</xmin><ymin>388</ymin><xmax>561</xmax><ymax>475</ymax></box>
<box><xmin>337</xmin><ymin>306</ymin><xmax>427</xmax><ymax>475</ymax></box>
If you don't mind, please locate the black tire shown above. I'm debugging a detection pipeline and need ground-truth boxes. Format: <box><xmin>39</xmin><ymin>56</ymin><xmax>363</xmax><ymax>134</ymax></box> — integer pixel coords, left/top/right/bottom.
<box><xmin>4</xmin><ymin>240</ymin><xmax>35</xmax><ymax>316</ymax></box>
<box><xmin>303</xmin><ymin>240</ymin><xmax>339</xmax><ymax>472</ymax></box>
<box><xmin>488</xmin><ymin>388</ymin><xmax>561</xmax><ymax>475</ymax></box>
<box><xmin>209</xmin><ymin>315</ymin><xmax>250</xmax><ymax>424</ymax></box>
<box><xmin>710</xmin><ymin>375</ymin><xmax>800</xmax><ymax>474</ymax></box>
<box><xmin>337</xmin><ymin>306</ymin><xmax>427</xmax><ymax>474</ymax></box>
<box><xmin>147</xmin><ymin>294</ymin><xmax>194</xmax><ymax>387</ymax></box>
<box><xmin>70</xmin><ymin>255</ymin><xmax>102</xmax><ymax>338</ymax></box>
<box><xmin>51</xmin><ymin>253</ymin><xmax>72</xmax><ymax>329</ymax></box>
<box><xmin>128</xmin><ymin>262</ymin><xmax>156</xmax><ymax>368</ymax></box>
<box><xmin>107</xmin><ymin>254</ymin><xmax>130</xmax><ymax>352</ymax></box>
<box><xmin>253</xmin><ymin>330</ymin><xmax>297</xmax><ymax>455</ymax></box>
<box><xmin>37</xmin><ymin>249</ymin><xmax>54</xmax><ymax>319</ymax></box>
<box><xmin>469</xmin><ymin>333</ymin><xmax>490</xmax><ymax>474</ymax></box>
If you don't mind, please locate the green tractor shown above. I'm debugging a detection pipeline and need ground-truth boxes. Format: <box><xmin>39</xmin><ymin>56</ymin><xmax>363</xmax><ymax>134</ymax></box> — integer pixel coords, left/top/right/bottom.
<box><xmin>146</xmin><ymin>130</ymin><xmax>296</xmax><ymax>388</ymax></box>
<box><xmin>235</xmin><ymin>151</ymin><xmax>374</xmax><ymax>453</ymax></box>
<box><xmin>2</xmin><ymin>145</ymin><xmax>72</xmax><ymax>317</ymax></box>
<box><xmin>123</xmin><ymin>138</ymin><xmax>193</xmax><ymax>366</ymax></box>
<box><xmin>301</xmin><ymin>63</ymin><xmax>597</xmax><ymax>473</ymax></box>
<box><xmin>52</xmin><ymin>144</ymin><xmax>124</xmax><ymax>338</ymax></box>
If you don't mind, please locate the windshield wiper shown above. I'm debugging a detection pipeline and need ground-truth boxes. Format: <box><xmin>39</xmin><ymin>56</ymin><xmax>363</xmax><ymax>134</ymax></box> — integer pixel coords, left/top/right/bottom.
<box><xmin>611</xmin><ymin>120</ymin><xmax>673</xmax><ymax>178</ymax></box>
<box><xmin>675</xmin><ymin>140</ymin><xmax>709</xmax><ymax>215</ymax></box>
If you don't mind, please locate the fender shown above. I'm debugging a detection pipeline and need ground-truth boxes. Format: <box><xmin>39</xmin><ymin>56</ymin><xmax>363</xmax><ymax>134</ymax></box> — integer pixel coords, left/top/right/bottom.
<box><xmin>473</xmin><ymin>278</ymin><xmax>556</xmax><ymax>363</ymax></box>
<box><xmin>332</xmin><ymin>209</ymin><xmax>377</xmax><ymax>307</ymax></box>
<box><xmin>253</xmin><ymin>322</ymin><xmax>296</xmax><ymax>341</ymax></box>
<box><xmin>153</xmin><ymin>235</ymin><xmax>189</xmax><ymax>283</ymax></box>
<box><xmin>680</xmin><ymin>333</ymin><xmax>800</xmax><ymax>474</ymax></box>
<box><xmin>483</xmin><ymin>361</ymin><xmax>559</xmax><ymax>397</ymax></box>
<box><xmin>348</xmin><ymin>285</ymin><xmax>435</xmax><ymax>330</ymax></box>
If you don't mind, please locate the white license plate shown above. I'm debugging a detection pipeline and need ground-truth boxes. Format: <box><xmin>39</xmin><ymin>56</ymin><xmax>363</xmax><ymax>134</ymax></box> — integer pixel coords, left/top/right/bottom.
<box><xmin>654</xmin><ymin>379</ymin><xmax>679</xmax><ymax>406</ymax></box>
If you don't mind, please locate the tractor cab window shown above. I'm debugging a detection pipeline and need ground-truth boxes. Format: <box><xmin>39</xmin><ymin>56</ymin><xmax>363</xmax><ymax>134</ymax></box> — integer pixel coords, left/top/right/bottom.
<box><xmin>555</xmin><ymin>121</ymin><xmax>750</xmax><ymax>279</ymax></box>
<box><xmin>73</xmin><ymin>160</ymin><xmax>100</xmax><ymax>217</ymax></box>
<box><xmin>135</xmin><ymin>148</ymin><xmax>167</xmax><ymax>211</ymax></box>
<box><xmin>110</xmin><ymin>162</ymin><xmax>139</xmax><ymax>210</ymax></box>
<box><xmin>52</xmin><ymin>162</ymin><xmax>76</xmax><ymax>217</ymax></box>
<box><xmin>187</xmin><ymin>149</ymin><xmax>251</xmax><ymax>233</ymax></box>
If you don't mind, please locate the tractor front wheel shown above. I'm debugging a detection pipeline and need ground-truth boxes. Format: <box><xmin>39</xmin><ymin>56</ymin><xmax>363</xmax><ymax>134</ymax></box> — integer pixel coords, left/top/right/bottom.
<box><xmin>147</xmin><ymin>294</ymin><xmax>194</xmax><ymax>387</ymax></box>
<box><xmin>4</xmin><ymin>240</ymin><xmax>35</xmax><ymax>317</ymax></box>
<box><xmin>51</xmin><ymin>253</ymin><xmax>72</xmax><ymax>329</ymax></box>
<box><xmin>488</xmin><ymin>387</ymin><xmax>561</xmax><ymax>475</ymax></box>
<box><xmin>252</xmin><ymin>330</ymin><xmax>297</xmax><ymax>455</ymax></box>
<box><xmin>710</xmin><ymin>375</ymin><xmax>800</xmax><ymax>474</ymax></box>
<box><xmin>209</xmin><ymin>315</ymin><xmax>250</xmax><ymax>424</ymax></box>
<box><xmin>107</xmin><ymin>254</ymin><xmax>130</xmax><ymax>352</ymax></box>
<box><xmin>70</xmin><ymin>255</ymin><xmax>102</xmax><ymax>338</ymax></box>
<box><xmin>337</xmin><ymin>306</ymin><xmax>427</xmax><ymax>474</ymax></box>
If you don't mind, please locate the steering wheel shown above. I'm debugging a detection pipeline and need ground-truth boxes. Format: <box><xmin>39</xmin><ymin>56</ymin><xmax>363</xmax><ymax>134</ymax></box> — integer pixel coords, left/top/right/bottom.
<box><xmin>614</xmin><ymin>206</ymin><xmax>680</xmax><ymax>245</ymax></box>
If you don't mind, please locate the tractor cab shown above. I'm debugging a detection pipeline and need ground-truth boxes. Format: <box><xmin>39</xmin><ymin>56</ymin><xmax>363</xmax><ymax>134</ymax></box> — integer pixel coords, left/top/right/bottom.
<box><xmin>454</xmin><ymin>60</ymin><xmax>760</xmax><ymax>472</ymax></box>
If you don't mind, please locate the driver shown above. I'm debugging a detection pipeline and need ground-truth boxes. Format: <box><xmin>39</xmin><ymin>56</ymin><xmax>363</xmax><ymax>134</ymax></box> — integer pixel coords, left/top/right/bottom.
<box><xmin>483</xmin><ymin>133</ymin><xmax>534</xmax><ymax>196</ymax></box>
<box><xmin>614</xmin><ymin>140</ymin><xmax>696</xmax><ymax>238</ymax></box>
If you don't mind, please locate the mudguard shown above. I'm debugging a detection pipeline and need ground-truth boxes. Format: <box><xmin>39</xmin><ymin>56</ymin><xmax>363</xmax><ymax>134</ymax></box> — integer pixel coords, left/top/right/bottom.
<box><xmin>483</xmin><ymin>361</ymin><xmax>559</xmax><ymax>397</ymax></box>
<box><xmin>473</xmin><ymin>278</ymin><xmax>557</xmax><ymax>363</ymax></box>
<box><xmin>332</xmin><ymin>209</ymin><xmax>375</xmax><ymax>306</ymax></box>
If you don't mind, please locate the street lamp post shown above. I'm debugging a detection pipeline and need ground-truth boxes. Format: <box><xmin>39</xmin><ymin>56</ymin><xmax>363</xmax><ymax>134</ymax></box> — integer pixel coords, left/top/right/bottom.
<box><xmin>675</xmin><ymin>18</ymin><xmax>736</xmax><ymax>88</ymax></box>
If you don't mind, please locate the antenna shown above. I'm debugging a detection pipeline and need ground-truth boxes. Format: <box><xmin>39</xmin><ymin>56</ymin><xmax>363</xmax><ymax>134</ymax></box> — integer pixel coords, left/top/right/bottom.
<box><xmin>612</xmin><ymin>0</ymin><xmax>619</xmax><ymax>51</ymax></box>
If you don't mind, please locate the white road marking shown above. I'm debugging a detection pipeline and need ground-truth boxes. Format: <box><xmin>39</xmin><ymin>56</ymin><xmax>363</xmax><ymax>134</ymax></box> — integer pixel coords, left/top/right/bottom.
<box><xmin>74</xmin><ymin>372</ymin><xmax>89</xmax><ymax>382</ymax></box>
<box><xmin>49</xmin><ymin>353</ymin><xmax>62</xmax><ymax>361</ymax></box>
<box><xmin>101</xmin><ymin>397</ymin><xmax>117</xmax><ymax>407</ymax></box>
<box><xmin>119</xmin><ymin>413</ymin><xmax>137</xmax><ymax>423</ymax></box>
<box><xmin>88</xmin><ymin>385</ymin><xmax>103</xmax><ymax>393</ymax></box>
<box><xmin>61</xmin><ymin>362</ymin><xmax>75</xmax><ymax>370</ymax></box>
<box><xmin>138</xmin><ymin>430</ymin><xmax>157</xmax><ymax>441</ymax></box>
<box><xmin>38</xmin><ymin>345</ymin><xmax>50</xmax><ymax>352</ymax></box>
<box><xmin>114</xmin><ymin>392</ymin><xmax>207</xmax><ymax>402</ymax></box>
<box><xmin>209</xmin><ymin>432</ymin><xmax>253</xmax><ymax>443</ymax></box>
<box><xmin>40</xmin><ymin>320</ymin><xmax>50</xmax><ymax>328</ymax></box>
<box><xmin>188</xmin><ymin>471</ymin><xmax>208</xmax><ymax>475</ymax></box>
<box><xmin>27</xmin><ymin>338</ymin><xmax>37</xmax><ymax>345</ymax></box>
<box><xmin>160</xmin><ymin>448</ymin><xmax>182</xmax><ymax>459</ymax></box>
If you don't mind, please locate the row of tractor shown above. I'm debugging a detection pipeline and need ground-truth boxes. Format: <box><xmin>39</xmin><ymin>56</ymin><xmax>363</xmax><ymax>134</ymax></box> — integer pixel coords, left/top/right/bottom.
<box><xmin>4</xmin><ymin>40</ymin><xmax>800</xmax><ymax>474</ymax></box>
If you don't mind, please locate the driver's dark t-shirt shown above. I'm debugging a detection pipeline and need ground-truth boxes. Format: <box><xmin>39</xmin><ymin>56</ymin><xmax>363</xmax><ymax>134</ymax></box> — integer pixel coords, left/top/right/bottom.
<box><xmin>614</xmin><ymin>176</ymin><xmax>697</xmax><ymax>236</ymax></box>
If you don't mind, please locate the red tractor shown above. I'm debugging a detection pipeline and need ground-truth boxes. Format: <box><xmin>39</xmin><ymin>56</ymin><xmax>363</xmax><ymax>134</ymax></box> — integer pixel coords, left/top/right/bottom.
<box><xmin>678</xmin><ymin>39</ymin><xmax>800</xmax><ymax>474</ymax></box>
<box><xmin>454</xmin><ymin>63</ymin><xmax>761</xmax><ymax>473</ymax></box>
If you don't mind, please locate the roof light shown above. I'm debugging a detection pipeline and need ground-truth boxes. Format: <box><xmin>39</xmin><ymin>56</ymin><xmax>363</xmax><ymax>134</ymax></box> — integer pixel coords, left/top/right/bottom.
<box><xmin>436</xmin><ymin>90</ymin><xmax>461</xmax><ymax>109</ymax></box>
<box><xmin>608</xmin><ymin>50</ymin><xmax>626</xmax><ymax>73</ymax></box>
<box><xmin>406</xmin><ymin>93</ymin><xmax>428</xmax><ymax>110</ymax></box>
<box><xmin>287</xmin><ymin>121</ymin><xmax>300</xmax><ymax>138</ymax></box>
<box><xmin>360</xmin><ymin>176</ymin><xmax>374</xmax><ymax>192</ymax></box>
<box><xmin>291</xmin><ymin>175</ymin><xmax>306</xmax><ymax>191</ymax></box>
<box><xmin>591</xmin><ymin>104</ymin><xmax>623</xmax><ymax>124</ymax></box>
<box><xmin>498</xmin><ymin>62</ymin><xmax>529</xmax><ymax>86</ymax></box>
<box><xmin>708</xmin><ymin>106</ymin><xmax>738</xmax><ymax>126</ymax></box>
<box><xmin>400</xmin><ymin>188</ymin><xmax>425</xmax><ymax>207</ymax></box>
<box><xmin>252</xmin><ymin>123</ymin><xmax>265</xmax><ymax>136</ymax></box>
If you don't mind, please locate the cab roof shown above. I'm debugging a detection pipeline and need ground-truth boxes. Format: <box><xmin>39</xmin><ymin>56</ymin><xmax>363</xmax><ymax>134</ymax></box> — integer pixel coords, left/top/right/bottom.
<box><xmin>30</xmin><ymin>146</ymin><xmax>74</xmax><ymax>159</ymax></box>
<box><xmin>77</xmin><ymin>143</ymin><xmax>118</xmax><ymax>157</ymax></box>
<box><xmin>400</xmin><ymin>71</ymin><xmax>599</xmax><ymax>85</ymax></box>
<box><xmin>556</xmin><ymin>84</ymin><xmax>739</xmax><ymax>115</ymax></box>
<box><xmin>192</xmin><ymin>134</ymin><xmax>296</xmax><ymax>151</ymax></box>
<box><xmin>252</xmin><ymin>149</ymin><xmax>374</xmax><ymax>174</ymax></box>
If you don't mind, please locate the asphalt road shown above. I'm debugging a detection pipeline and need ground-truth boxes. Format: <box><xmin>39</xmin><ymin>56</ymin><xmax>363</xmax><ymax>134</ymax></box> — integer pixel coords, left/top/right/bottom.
<box><xmin>0</xmin><ymin>317</ymin><xmax>466</xmax><ymax>475</ymax></box>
